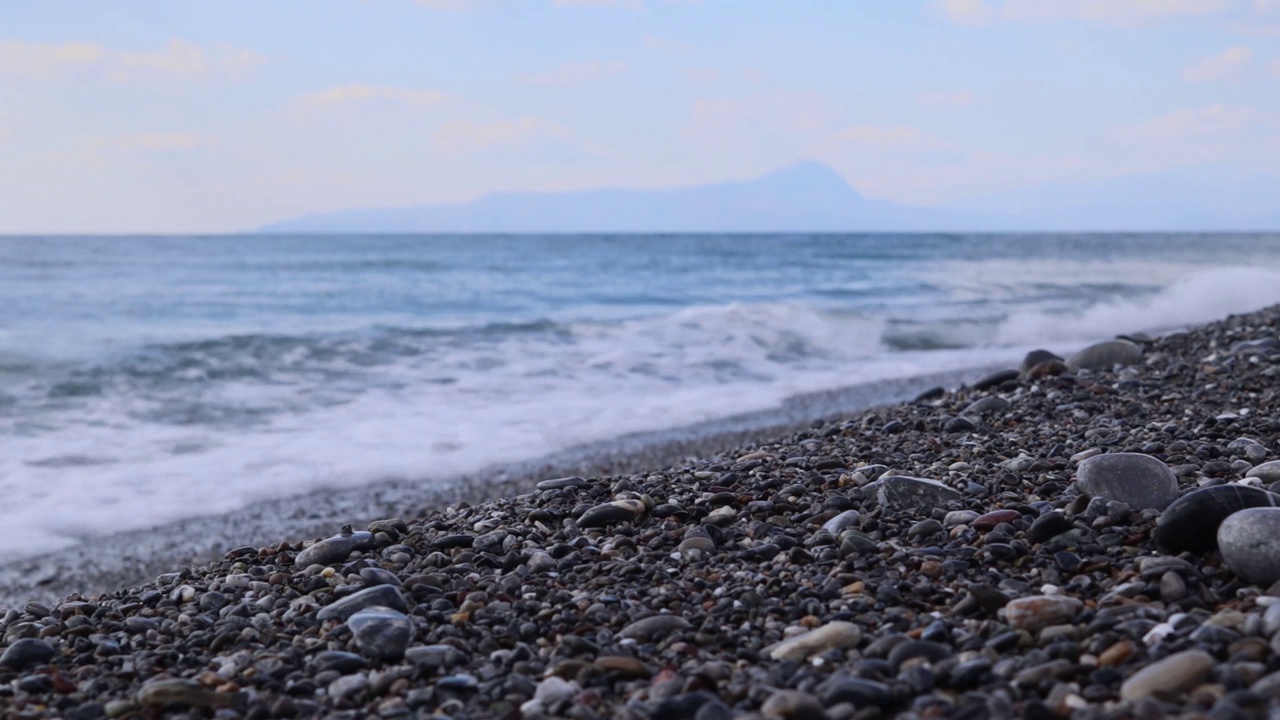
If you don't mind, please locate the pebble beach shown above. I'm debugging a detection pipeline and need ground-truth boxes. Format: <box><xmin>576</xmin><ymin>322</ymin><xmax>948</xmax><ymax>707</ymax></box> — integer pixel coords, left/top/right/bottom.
<box><xmin>7</xmin><ymin>305</ymin><xmax>1280</xmax><ymax>720</ymax></box>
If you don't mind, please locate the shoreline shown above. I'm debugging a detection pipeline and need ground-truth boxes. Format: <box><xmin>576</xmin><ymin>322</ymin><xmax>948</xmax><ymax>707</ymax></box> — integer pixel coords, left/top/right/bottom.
<box><xmin>0</xmin><ymin>363</ymin><xmax>1009</xmax><ymax>610</ymax></box>
<box><xmin>7</xmin><ymin>306</ymin><xmax>1280</xmax><ymax>717</ymax></box>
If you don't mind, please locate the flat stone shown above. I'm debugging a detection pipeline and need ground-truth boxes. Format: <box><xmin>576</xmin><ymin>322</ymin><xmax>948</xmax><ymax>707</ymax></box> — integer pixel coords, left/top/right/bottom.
<box><xmin>593</xmin><ymin>655</ymin><xmax>650</xmax><ymax>677</ymax></box>
<box><xmin>313</xmin><ymin>650</ymin><xmax>367</xmax><ymax>675</ymax></box>
<box><xmin>0</xmin><ymin>638</ymin><xmax>55</xmax><ymax>669</ymax></box>
<box><xmin>1220</xmin><ymin>508</ymin><xmax>1280</xmax><ymax>586</ymax></box>
<box><xmin>765</xmin><ymin>621</ymin><xmax>862</xmax><ymax>660</ymax></box>
<box><xmin>1026</xmin><ymin>511</ymin><xmax>1074</xmax><ymax>544</ymax></box>
<box><xmin>944</xmin><ymin>416</ymin><xmax>978</xmax><ymax>433</ymax></box>
<box><xmin>815</xmin><ymin>675</ymin><xmax>892</xmax><ymax>707</ymax></box>
<box><xmin>1004</xmin><ymin>595</ymin><xmax>1083</xmax><ymax>632</ymax></box>
<box><xmin>1067</xmin><ymin>338</ymin><xmax>1143</xmax><ymax>371</ymax></box>
<box><xmin>137</xmin><ymin>678</ymin><xmax>235</xmax><ymax>708</ymax></box>
<box><xmin>869</xmin><ymin>476</ymin><xmax>963</xmax><ymax>511</ymax></box>
<box><xmin>972</xmin><ymin>369</ymin><xmax>1019</xmax><ymax>391</ymax></box>
<box><xmin>618</xmin><ymin>614</ymin><xmax>690</xmax><ymax>641</ymax></box>
<box><xmin>293</xmin><ymin>531</ymin><xmax>374</xmax><ymax>567</ymax></box>
<box><xmin>887</xmin><ymin>639</ymin><xmax>952</xmax><ymax>671</ymax></box>
<box><xmin>963</xmin><ymin>395</ymin><xmax>1011</xmax><ymax>415</ymax></box>
<box><xmin>1154</xmin><ymin>485</ymin><xmax>1280</xmax><ymax>553</ymax></box>
<box><xmin>316</xmin><ymin>585</ymin><xmax>408</xmax><ymax>622</ymax></box>
<box><xmin>760</xmin><ymin>690</ymin><xmax>826</xmax><ymax>720</ymax></box>
<box><xmin>821</xmin><ymin>509</ymin><xmax>861</xmax><ymax>534</ymax></box>
<box><xmin>973</xmin><ymin>509</ymin><xmax>1021</xmax><ymax>530</ymax></box>
<box><xmin>1247</xmin><ymin>461</ymin><xmax>1280</xmax><ymax>483</ymax></box>
<box><xmin>405</xmin><ymin>644</ymin><xmax>462</xmax><ymax>668</ymax></box>
<box><xmin>1119</xmin><ymin>649</ymin><xmax>1215</xmax><ymax>701</ymax></box>
<box><xmin>944</xmin><ymin>510</ymin><xmax>980</xmax><ymax>527</ymax></box>
<box><xmin>1076</xmin><ymin>453</ymin><xmax>1179</xmax><ymax>511</ymax></box>
<box><xmin>536</xmin><ymin>476</ymin><xmax>587</xmax><ymax>491</ymax></box>
<box><xmin>577</xmin><ymin>499</ymin><xmax>646</xmax><ymax>529</ymax></box>
<box><xmin>347</xmin><ymin>606</ymin><xmax>415</xmax><ymax>661</ymax></box>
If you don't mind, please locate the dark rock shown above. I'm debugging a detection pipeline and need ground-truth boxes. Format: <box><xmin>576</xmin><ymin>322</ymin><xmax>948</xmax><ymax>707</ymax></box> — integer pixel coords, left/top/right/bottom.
<box><xmin>293</xmin><ymin>530</ymin><xmax>374</xmax><ymax>567</ymax></box>
<box><xmin>972</xmin><ymin>369</ymin><xmax>1019</xmax><ymax>391</ymax></box>
<box><xmin>869</xmin><ymin>476</ymin><xmax>964</xmax><ymax>510</ymax></box>
<box><xmin>1026</xmin><ymin>512</ymin><xmax>1074</xmax><ymax>544</ymax></box>
<box><xmin>316</xmin><ymin>585</ymin><xmax>408</xmax><ymax>622</ymax></box>
<box><xmin>1154</xmin><ymin>485</ymin><xmax>1280</xmax><ymax>553</ymax></box>
<box><xmin>1020</xmin><ymin>349</ymin><xmax>1064</xmax><ymax>376</ymax></box>
<box><xmin>0</xmin><ymin>638</ymin><xmax>55</xmax><ymax>669</ymax></box>
<box><xmin>944</xmin><ymin>416</ymin><xmax>979</xmax><ymax>433</ymax></box>
<box><xmin>577</xmin><ymin>499</ymin><xmax>646</xmax><ymax>529</ymax></box>
<box><xmin>347</xmin><ymin>606</ymin><xmax>415</xmax><ymax>661</ymax></box>
<box><xmin>313</xmin><ymin>650</ymin><xmax>367</xmax><ymax>675</ymax></box>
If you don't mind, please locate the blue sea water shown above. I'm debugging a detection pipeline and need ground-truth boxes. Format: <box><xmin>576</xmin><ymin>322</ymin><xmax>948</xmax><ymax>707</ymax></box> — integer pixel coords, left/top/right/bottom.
<box><xmin>3</xmin><ymin>233</ymin><xmax>1280</xmax><ymax>560</ymax></box>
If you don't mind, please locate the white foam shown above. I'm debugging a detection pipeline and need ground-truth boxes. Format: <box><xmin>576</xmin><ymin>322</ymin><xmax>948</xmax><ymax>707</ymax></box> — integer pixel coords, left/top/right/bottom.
<box><xmin>994</xmin><ymin>266</ymin><xmax>1280</xmax><ymax>346</ymax></box>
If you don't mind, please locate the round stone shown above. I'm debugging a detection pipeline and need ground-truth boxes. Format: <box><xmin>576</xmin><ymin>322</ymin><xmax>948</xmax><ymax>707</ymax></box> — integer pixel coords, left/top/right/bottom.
<box><xmin>0</xmin><ymin>638</ymin><xmax>55</xmax><ymax>670</ymax></box>
<box><xmin>1066</xmin><ymin>338</ymin><xmax>1142</xmax><ymax>371</ymax></box>
<box><xmin>1119</xmin><ymin>649</ymin><xmax>1214</xmax><ymax>701</ymax></box>
<box><xmin>1154</xmin><ymin>485</ymin><xmax>1280</xmax><ymax>553</ymax></box>
<box><xmin>870</xmin><ymin>476</ymin><xmax>964</xmax><ymax>511</ymax></box>
<box><xmin>347</xmin><ymin>606</ymin><xmax>415</xmax><ymax>661</ymax></box>
<box><xmin>316</xmin><ymin>585</ymin><xmax>408</xmax><ymax>622</ymax></box>
<box><xmin>1075</xmin><ymin>453</ymin><xmax>1179</xmax><ymax>511</ymax></box>
<box><xmin>1219</xmin><ymin>508</ymin><xmax>1280</xmax><ymax>586</ymax></box>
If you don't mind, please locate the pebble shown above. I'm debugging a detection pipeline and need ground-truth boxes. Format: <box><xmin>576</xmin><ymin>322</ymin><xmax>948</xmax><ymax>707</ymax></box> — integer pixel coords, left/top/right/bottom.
<box><xmin>1004</xmin><ymin>595</ymin><xmax>1084</xmax><ymax>632</ymax></box>
<box><xmin>293</xmin><ymin>529</ymin><xmax>374</xmax><ymax>567</ymax></box>
<box><xmin>1219</xmin><ymin>508</ymin><xmax>1280</xmax><ymax>586</ymax></box>
<box><xmin>577</xmin><ymin>499</ymin><xmax>647</xmax><ymax>528</ymax></box>
<box><xmin>1020</xmin><ymin>349</ymin><xmax>1063</xmax><ymax>376</ymax></box>
<box><xmin>1076</xmin><ymin>452</ymin><xmax>1179</xmax><ymax>511</ymax></box>
<box><xmin>347</xmin><ymin>606</ymin><xmax>415</xmax><ymax>661</ymax></box>
<box><xmin>870</xmin><ymin>475</ymin><xmax>963</xmax><ymax>510</ymax></box>
<box><xmin>761</xmin><ymin>690</ymin><xmax>827</xmax><ymax>720</ymax></box>
<box><xmin>821</xmin><ymin>509</ymin><xmax>861</xmax><ymax>534</ymax></box>
<box><xmin>765</xmin><ymin>621</ymin><xmax>862</xmax><ymax>660</ymax></box>
<box><xmin>618</xmin><ymin>614</ymin><xmax>690</xmax><ymax>641</ymax></box>
<box><xmin>137</xmin><ymin>678</ymin><xmax>236</xmax><ymax>708</ymax></box>
<box><xmin>315</xmin><ymin>585</ymin><xmax>408</xmax><ymax>622</ymax></box>
<box><xmin>1026</xmin><ymin>511</ymin><xmax>1074</xmax><ymax>544</ymax></box>
<box><xmin>1154</xmin><ymin>484</ymin><xmax>1280</xmax><ymax>553</ymax></box>
<box><xmin>1119</xmin><ymin>649</ymin><xmax>1215</xmax><ymax>701</ymax></box>
<box><xmin>536</xmin><ymin>475</ymin><xmax>588</xmax><ymax>490</ymax></box>
<box><xmin>0</xmin><ymin>637</ymin><xmax>55</xmax><ymax>669</ymax></box>
<box><xmin>1246</xmin><ymin>461</ymin><xmax>1280</xmax><ymax>483</ymax></box>
<box><xmin>1066</xmin><ymin>338</ymin><xmax>1142</xmax><ymax>371</ymax></box>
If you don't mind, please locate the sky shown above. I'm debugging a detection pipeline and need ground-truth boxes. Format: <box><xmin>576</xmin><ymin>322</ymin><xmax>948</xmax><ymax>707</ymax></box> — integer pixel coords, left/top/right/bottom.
<box><xmin>1</xmin><ymin>0</ymin><xmax>1279</xmax><ymax>233</ymax></box>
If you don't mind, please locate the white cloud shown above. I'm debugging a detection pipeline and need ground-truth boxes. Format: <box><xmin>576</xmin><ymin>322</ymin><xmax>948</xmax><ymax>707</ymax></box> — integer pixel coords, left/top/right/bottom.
<box><xmin>296</xmin><ymin>85</ymin><xmax>449</xmax><ymax>110</ymax></box>
<box><xmin>929</xmin><ymin>0</ymin><xmax>996</xmax><ymax>25</ymax></box>
<box><xmin>832</xmin><ymin>125</ymin><xmax>954</xmax><ymax>153</ymax></box>
<box><xmin>94</xmin><ymin>132</ymin><xmax>211</xmax><ymax>153</ymax></box>
<box><xmin>934</xmin><ymin>0</ymin><xmax>1241</xmax><ymax>25</ymax></box>
<box><xmin>0</xmin><ymin>39</ymin><xmax>264</xmax><ymax>83</ymax></box>
<box><xmin>553</xmin><ymin>0</ymin><xmax>644</xmax><ymax>8</ymax></box>
<box><xmin>1271</xmin><ymin>57</ymin><xmax>1280</xmax><ymax>76</ymax></box>
<box><xmin>917</xmin><ymin>90</ymin><xmax>977</xmax><ymax>107</ymax></box>
<box><xmin>432</xmin><ymin>117</ymin><xmax>568</xmax><ymax>154</ymax></box>
<box><xmin>516</xmin><ymin>60</ymin><xmax>628</xmax><ymax>87</ymax></box>
<box><xmin>1182</xmin><ymin>46</ymin><xmax>1255</xmax><ymax>82</ymax></box>
<box><xmin>1109</xmin><ymin>103</ymin><xmax>1262</xmax><ymax>144</ymax></box>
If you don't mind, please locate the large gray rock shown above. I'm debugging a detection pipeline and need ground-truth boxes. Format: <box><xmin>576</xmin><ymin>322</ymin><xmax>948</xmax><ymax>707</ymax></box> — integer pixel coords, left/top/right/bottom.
<box><xmin>1219</xmin><ymin>507</ymin><xmax>1280</xmax><ymax>586</ymax></box>
<box><xmin>1066</xmin><ymin>339</ymin><xmax>1142</xmax><ymax>371</ymax></box>
<box><xmin>1075</xmin><ymin>453</ymin><xmax>1179</xmax><ymax>511</ymax></box>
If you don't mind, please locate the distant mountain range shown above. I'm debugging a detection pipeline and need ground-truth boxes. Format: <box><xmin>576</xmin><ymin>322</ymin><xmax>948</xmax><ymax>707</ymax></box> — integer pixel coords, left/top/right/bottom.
<box><xmin>256</xmin><ymin>161</ymin><xmax>1280</xmax><ymax>233</ymax></box>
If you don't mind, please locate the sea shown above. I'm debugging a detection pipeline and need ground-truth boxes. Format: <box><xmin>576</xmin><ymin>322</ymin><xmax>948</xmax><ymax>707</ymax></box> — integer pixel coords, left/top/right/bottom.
<box><xmin>3</xmin><ymin>233</ymin><xmax>1280</xmax><ymax>563</ymax></box>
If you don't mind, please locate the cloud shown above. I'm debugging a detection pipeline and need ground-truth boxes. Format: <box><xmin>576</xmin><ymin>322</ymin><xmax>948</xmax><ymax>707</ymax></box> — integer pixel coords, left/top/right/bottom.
<box><xmin>94</xmin><ymin>132</ymin><xmax>211</xmax><ymax>153</ymax></box>
<box><xmin>933</xmin><ymin>0</ymin><xmax>1241</xmax><ymax>25</ymax></box>
<box><xmin>0</xmin><ymin>39</ymin><xmax>264</xmax><ymax>83</ymax></box>
<box><xmin>1182</xmin><ymin>46</ymin><xmax>1255</xmax><ymax>82</ymax></box>
<box><xmin>553</xmin><ymin>0</ymin><xmax>644</xmax><ymax>8</ymax></box>
<box><xmin>516</xmin><ymin>60</ymin><xmax>628</xmax><ymax>87</ymax></box>
<box><xmin>1272</xmin><ymin>57</ymin><xmax>1280</xmax><ymax>76</ymax></box>
<box><xmin>413</xmin><ymin>0</ymin><xmax>491</xmax><ymax>8</ymax></box>
<box><xmin>296</xmin><ymin>85</ymin><xmax>449</xmax><ymax>111</ymax></box>
<box><xmin>929</xmin><ymin>0</ymin><xmax>997</xmax><ymax>25</ymax></box>
<box><xmin>832</xmin><ymin>125</ymin><xmax>955</xmax><ymax>153</ymax></box>
<box><xmin>1109</xmin><ymin>103</ymin><xmax>1262</xmax><ymax>144</ymax></box>
<box><xmin>917</xmin><ymin>90</ymin><xmax>977</xmax><ymax>107</ymax></box>
<box><xmin>432</xmin><ymin>117</ymin><xmax>568</xmax><ymax>154</ymax></box>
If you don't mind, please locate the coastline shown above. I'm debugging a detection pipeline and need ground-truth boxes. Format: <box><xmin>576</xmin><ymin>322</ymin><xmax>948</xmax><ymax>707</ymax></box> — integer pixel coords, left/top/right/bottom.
<box><xmin>6</xmin><ymin>306</ymin><xmax>1280</xmax><ymax>717</ymax></box>
<box><xmin>0</xmin><ymin>363</ymin><xmax>1010</xmax><ymax>610</ymax></box>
